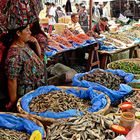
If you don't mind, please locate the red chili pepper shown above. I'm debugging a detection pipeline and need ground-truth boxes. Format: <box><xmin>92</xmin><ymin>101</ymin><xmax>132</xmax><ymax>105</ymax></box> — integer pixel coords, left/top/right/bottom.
<box><xmin>111</xmin><ymin>124</ymin><xmax>129</xmax><ymax>135</ymax></box>
<box><xmin>119</xmin><ymin>102</ymin><xmax>133</xmax><ymax>110</ymax></box>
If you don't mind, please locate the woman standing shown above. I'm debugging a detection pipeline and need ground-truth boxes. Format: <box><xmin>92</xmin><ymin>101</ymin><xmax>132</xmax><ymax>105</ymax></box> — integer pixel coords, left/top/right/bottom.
<box><xmin>79</xmin><ymin>5</ymin><xmax>89</xmax><ymax>33</ymax></box>
<box><xmin>5</xmin><ymin>25</ymin><xmax>45</xmax><ymax>110</ymax></box>
<box><xmin>65</xmin><ymin>0</ymin><xmax>72</xmax><ymax>15</ymax></box>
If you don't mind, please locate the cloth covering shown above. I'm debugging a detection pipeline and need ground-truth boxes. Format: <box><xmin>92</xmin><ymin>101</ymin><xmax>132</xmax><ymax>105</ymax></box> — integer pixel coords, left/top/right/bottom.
<box><xmin>2</xmin><ymin>0</ymin><xmax>43</xmax><ymax>30</ymax></box>
<box><xmin>21</xmin><ymin>85</ymin><xmax>107</xmax><ymax>119</ymax></box>
<box><xmin>72</xmin><ymin>68</ymin><xmax>133</xmax><ymax>103</ymax></box>
<box><xmin>0</xmin><ymin>113</ymin><xmax>45</xmax><ymax>138</ymax></box>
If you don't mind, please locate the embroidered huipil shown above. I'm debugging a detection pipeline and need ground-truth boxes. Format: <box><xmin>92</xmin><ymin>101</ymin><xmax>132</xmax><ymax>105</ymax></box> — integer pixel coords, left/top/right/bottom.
<box><xmin>5</xmin><ymin>44</ymin><xmax>45</xmax><ymax>96</ymax></box>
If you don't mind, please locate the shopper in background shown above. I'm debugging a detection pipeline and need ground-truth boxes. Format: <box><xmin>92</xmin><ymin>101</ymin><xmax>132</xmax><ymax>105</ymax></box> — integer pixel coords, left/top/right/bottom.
<box><xmin>92</xmin><ymin>2</ymin><xmax>101</xmax><ymax>23</ymax></box>
<box><xmin>47</xmin><ymin>2</ymin><xmax>56</xmax><ymax>33</ymax></box>
<box><xmin>62</xmin><ymin>5</ymin><xmax>66</xmax><ymax>15</ymax></box>
<box><xmin>75</xmin><ymin>3</ymin><xmax>80</xmax><ymax>13</ymax></box>
<box><xmin>68</xmin><ymin>13</ymin><xmax>85</xmax><ymax>35</ymax></box>
<box><xmin>79</xmin><ymin>5</ymin><xmax>88</xmax><ymax>32</ymax></box>
<box><xmin>124</xmin><ymin>6</ymin><xmax>133</xmax><ymax>18</ymax></box>
<box><xmin>98</xmin><ymin>2</ymin><xmax>104</xmax><ymax>17</ymax></box>
<box><xmin>45</xmin><ymin>2</ymin><xmax>51</xmax><ymax>17</ymax></box>
<box><xmin>65</xmin><ymin>0</ymin><xmax>72</xmax><ymax>15</ymax></box>
<box><xmin>92</xmin><ymin>17</ymin><xmax>109</xmax><ymax>35</ymax></box>
<box><xmin>102</xmin><ymin>2</ymin><xmax>111</xmax><ymax>19</ymax></box>
<box><xmin>55</xmin><ymin>6</ymin><xmax>65</xmax><ymax>23</ymax></box>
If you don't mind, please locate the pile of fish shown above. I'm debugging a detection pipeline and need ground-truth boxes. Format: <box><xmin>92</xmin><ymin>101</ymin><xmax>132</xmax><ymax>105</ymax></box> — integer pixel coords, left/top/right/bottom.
<box><xmin>107</xmin><ymin>34</ymin><xmax>133</xmax><ymax>44</ymax></box>
<box><xmin>125</xmin><ymin>91</ymin><xmax>140</xmax><ymax>112</ymax></box>
<box><xmin>46</xmin><ymin>113</ymin><xmax>117</xmax><ymax>140</ymax></box>
<box><xmin>29</xmin><ymin>90</ymin><xmax>91</xmax><ymax>113</ymax></box>
<box><xmin>82</xmin><ymin>69</ymin><xmax>124</xmax><ymax>90</ymax></box>
<box><xmin>105</xmin><ymin>37</ymin><xmax>123</xmax><ymax>47</ymax></box>
<box><xmin>0</xmin><ymin>128</ymin><xmax>30</xmax><ymax>140</ymax></box>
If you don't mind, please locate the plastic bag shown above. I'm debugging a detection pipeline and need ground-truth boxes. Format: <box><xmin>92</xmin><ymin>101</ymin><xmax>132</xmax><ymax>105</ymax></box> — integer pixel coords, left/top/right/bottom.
<box><xmin>72</xmin><ymin>68</ymin><xmax>133</xmax><ymax>103</ymax></box>
<box><xmin>21</xmin><ymin>86</ymin><xmax>107</xmax><ymax>119</ymax></box>
<box><xmin>126</xmin><ymin>124</ymin><xmax>140</xmax><ymax>140</ymax></box>
<box><xmin>0</xmin><ymin>114</ymin><xmax>45</xmax><ymax>138</ymax></box>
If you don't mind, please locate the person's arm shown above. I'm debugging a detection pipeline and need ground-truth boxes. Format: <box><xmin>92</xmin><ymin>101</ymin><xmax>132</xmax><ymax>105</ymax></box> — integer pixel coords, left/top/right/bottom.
<box><xmin>6</xmin><ymin>78</ymin><xmax>17</xmax><ymax>110</ymax></box>
<box><xmin>29</xmin><ymin>36</ymin><xmax>42</xmax><ymax>58</ymax></box>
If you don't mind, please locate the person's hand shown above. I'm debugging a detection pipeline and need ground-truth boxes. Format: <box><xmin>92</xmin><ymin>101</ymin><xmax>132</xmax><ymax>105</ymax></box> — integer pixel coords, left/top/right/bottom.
<box><xmin>29</xmin><ymin>36</ymin><xmax>38</xmax><ymax>44</ymax></box>
<box><xmin>5</xmin><ymin>101</ymin><xmax>15</xmax><ymax>111</ymax></box>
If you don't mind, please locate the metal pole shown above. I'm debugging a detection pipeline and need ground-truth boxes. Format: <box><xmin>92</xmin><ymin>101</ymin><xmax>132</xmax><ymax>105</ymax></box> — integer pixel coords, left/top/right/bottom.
<box><xmin>89</xmin><ymin>0</ymin><xmax>93</xmax><ymax>30</ymax></box>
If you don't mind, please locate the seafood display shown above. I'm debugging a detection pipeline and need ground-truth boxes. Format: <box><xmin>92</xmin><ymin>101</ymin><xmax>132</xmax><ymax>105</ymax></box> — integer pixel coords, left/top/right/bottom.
<box><xmin>109</xmin><ymin>61</ymin><xmax>140</xmax><ymax>74</ymax></box>
<box><xmin>81</xmin><ymin>69</ymin><xmax>125</xmax><ymax>90</ymax></box>
<box><xmin>48</xmin><ymin>39</ymin><xmax>64</xmax><ymax>51</ymax></box>
<box><xmin>76</xmin><ymin>34</ymin><xmax>90</xmax><ymax>40</ymax></box>
<box><xmin>107</xmin><ymin>33</ymin><xmax>133</xmax><ymax>44</ymax></box>
<box><xmin>52</xmin><ymin>35</ymin><xmax>73</xmax><ymax>48</ymax></box>
<box><xmin>105</xmin><ymin>37</ymin><xmax>125</xmax><ymax>47</ymax></box>
<box><xmin>125</xmin><ymin>91</ymin><xmax>140</xmax><ymax>112</ymax></box>
<box><xmin>124</xmin><ymin>30</ymin><xmax>140</xmax><ymax>39</ymax></box>
<box><xmin>62</xmin><ymin>28</ymin><xmax>74</xmax><ymax>38</ymax></box>
<box><xmin>46</xmin><ymin>113</ymin><xmax>117</xmax><ymax>140</ymax></box>
<box><xmin>29</xmin><ymin>90</ymin><xmax>91</xmax><ymax>113</ymax></box>
<box><xmin>67</xmin><ymin>36</ymin><xmax>84</xmax><ymax>44</ymax></box>
<box><xmin>0</xmin><ymin>128</ymin><xmax>30</xmax><ymax>140</ymax></box>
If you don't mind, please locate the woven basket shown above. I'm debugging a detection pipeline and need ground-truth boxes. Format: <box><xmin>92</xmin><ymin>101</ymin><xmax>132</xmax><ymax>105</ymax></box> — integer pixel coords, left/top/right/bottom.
<box><xmin>17</xmin><ymin>86</ymin><xmax>110</xmax><ymax>126</ymax></box>
<box><xmin>107</xmin><ymin>58</ymin><xmax>140</xmax><ymax>79</ymax></box>
<box><xmin>0</xmin><ymin>112</ymin><xmax>46</xmax><ymax>139</ymax></box>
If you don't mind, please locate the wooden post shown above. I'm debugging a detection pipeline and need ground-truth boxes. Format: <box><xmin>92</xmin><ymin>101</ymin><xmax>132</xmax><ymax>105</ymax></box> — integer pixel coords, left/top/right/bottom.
<box><xmin>89</xmin><ymin>0</ymin><xmax>93</xmax><ymax>30</ymax></box>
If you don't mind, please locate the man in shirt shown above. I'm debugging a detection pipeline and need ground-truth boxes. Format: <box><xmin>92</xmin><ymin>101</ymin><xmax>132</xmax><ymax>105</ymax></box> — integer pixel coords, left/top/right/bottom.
<box><xmin>68</xmin><ymin>13</ymin><xmax>85</xmax><ymax>35</ymax></box>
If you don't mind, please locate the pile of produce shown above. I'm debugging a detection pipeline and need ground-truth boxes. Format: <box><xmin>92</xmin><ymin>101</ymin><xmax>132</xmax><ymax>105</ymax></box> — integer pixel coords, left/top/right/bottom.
<box><xmin>46</xmin><ymin>113</ymin><xmax>117</xmax><ymax>140</ymax></box>
<box><xmin>52</xmin><ymin>35</ymin><xmax>73</xmax><ymax>48</ymax></box>
<box><xmin>107</xmin><ymin>34</ymin><xmax>132</xmax><ymax>44</ymax></box>
<box><xmin>67</xmin><ymin>36</ymin><xmax>84</xmax><ymax>44</ymax></box>
<box><xmin>76</xmin><ymin>34</ymin><xmax>90</xmax><ymax>40</ymax></box>
<box><xmin>81</xmin><ymin>69</ymin><xmax>124</xmax><ymax>90</ymax></box>
<box><xmin>48</xmin><ymin>39</ymin><xmax>63</xmax><ymax>51</ymax></box>
<box><xmin>62</xmin><ymin>28</ymin><xmax>74</xmax><ymax>38</ymax></box>
<box><xmin>0</xmin><ymin>128</ymin><xmax>30</xmax><ymax>140</ymax></box>
<box><xmin>124</xmin><ymin>29</ymin><xmax>140</xmax><ymax>39</ymax></box>
<box><xmin>86</xmin><ymin>30</ymin><xmax>99</xmax><ymax>38</ymax></box>
<box><xmin>105</xmin><ymin>37</ymin><xmax>124</xmax><ymax>47</ymax></box>
<box><xmin>29</xmin><ymin>90</ymin><xmax>91</xmax><ymax>113</ymax></box>
<box><xmin>109</xmin><ymin>61</ymin><xmax>140</xmax><ymax>74</ymax></box>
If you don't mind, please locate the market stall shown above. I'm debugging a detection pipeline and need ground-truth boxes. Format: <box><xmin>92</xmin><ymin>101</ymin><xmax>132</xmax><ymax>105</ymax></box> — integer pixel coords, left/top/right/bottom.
<box><xmin>98</xmin><ymin>25</ymin><xmax>140</xmax><ymax>69</ymax></box>
<box><xmin>0</xmin><ymin>1</ymin><xmax>140</xmax><ymax>139</ymax></box>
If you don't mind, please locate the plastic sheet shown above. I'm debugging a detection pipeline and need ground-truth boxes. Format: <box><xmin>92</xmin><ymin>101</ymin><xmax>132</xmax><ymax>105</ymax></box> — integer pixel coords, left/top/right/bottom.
<box><xmin>129</xmin><ymin>36</ymin><xmax>140</xmax><ymax>44</ymax></box>
<box><xmin>45</xmin><ymin>50</ymin><xmax>57</xmax><ymax>57</ymax></box>
<box><xmin>21</xmin><ymin>85</ymin><xmax>107</xmax><ymax>119</ymax></box>
<box><xmin>72</xmin><ymin>68</ymin><xmax>133</xmax><ymax>103</ymax></box>
<box><xmin>0</xmin><ymin>114</ymin><xmax>45</xmax><ymax>138</ymax></box>
<box><xmin>99</xmin><ymin>44</ymin><xmax>117</xmax><ymax>51</ymax></box>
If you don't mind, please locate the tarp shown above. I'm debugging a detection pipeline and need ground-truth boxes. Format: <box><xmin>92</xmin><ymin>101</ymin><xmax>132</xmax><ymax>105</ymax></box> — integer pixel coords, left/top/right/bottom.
<box><xmin>21</xmin><ymin>85</ymin><xmax>107</xmax><ymax>119</ymax></box>
<box><xmin>72</xmin><ymin>68</ymin><xmax>133</xmax><ymax>103</ymax></box>
<box><xmin>0</xmin><ymin>114</ymin><xmax>45</xmax><ymax>138</ymax></box>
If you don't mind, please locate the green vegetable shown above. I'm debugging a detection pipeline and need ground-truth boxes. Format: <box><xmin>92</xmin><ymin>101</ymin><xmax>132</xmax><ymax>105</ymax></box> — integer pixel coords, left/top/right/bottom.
<box><xmin>128</xmin><ymin>82</ymin><xmax>140</xmax><ymax>89</ymax></box>
<box><xmin>135</xmin><ymin>112</ymin><xmax>140</xmax><ymax>119</ymax></box>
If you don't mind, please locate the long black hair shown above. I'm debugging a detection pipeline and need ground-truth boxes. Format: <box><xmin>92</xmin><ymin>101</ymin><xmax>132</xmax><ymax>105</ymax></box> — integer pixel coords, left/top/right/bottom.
<box><xmin>30</xmin><ymin>20</ymin><xmax>47</xmax><ymax>37</ymax></box>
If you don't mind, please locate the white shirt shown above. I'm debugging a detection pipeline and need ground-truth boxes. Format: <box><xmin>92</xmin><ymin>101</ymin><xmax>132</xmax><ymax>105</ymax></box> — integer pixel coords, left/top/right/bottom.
<box><xmin>48</xmin><ymin>6</ymin><xmax>56</xmax><ymax>25</ymax></box>
<box><xmin>68</xmin><ymin>21</ymin><xmax>85</xmax><ymax>34</ymax></box>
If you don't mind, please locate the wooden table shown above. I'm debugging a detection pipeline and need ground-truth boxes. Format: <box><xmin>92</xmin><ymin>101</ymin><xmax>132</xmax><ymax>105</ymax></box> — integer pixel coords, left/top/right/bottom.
<box><xmin>49</xmin><ymin>42</ymin><xmax>100</xmax><ymax>71</ymax></box>
<box><xmin>98</xmin><ymin>43</ymin><xmax>140</xmax><ymax>69</ymax></box>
